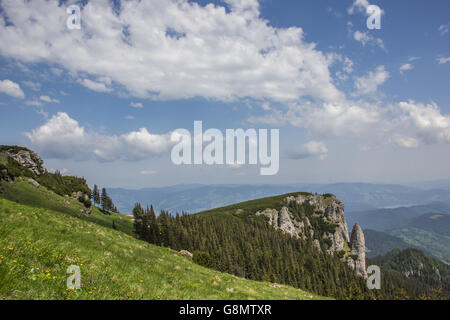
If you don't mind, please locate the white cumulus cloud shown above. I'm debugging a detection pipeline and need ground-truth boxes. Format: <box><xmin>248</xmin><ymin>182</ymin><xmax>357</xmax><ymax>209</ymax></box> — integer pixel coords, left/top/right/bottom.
<box><xmin>0</xmin><ymin>0</ymin><xmax>343</xmax><ymax>103</ymax></box>
<box><xmin>24</xmin><ymin>112</ymin><xmax>174</xmax><ymax>161</ymax></box>
<box><xmin>287</xmin><ymin>141</ymin><xmax>328</xmax><ymax>160</ymax></box>
<box><xmin>354</xmin><ymin>66</ymin><xmax>389</xmax><ymax>96</ymax></box>
<box><xmin>0</xmin><ymin>79</ymin><xmax>25</xmax><ymax>99</ymax></box>
<box><xmin>399</xmin><ymin>63</ymin><xmax>413</xmax><ymax>74</ymax></box>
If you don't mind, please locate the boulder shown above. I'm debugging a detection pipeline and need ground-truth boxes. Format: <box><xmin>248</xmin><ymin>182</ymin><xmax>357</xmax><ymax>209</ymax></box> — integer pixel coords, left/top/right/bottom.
<box><xmin>5</xmin><ymin>149</ymin><xmax>46</xmax><ymax>176</ymax></box>
<box><xmin>179</xmin><ymin>250</ymin><xmax>193</xmax><ymax>258</ymax></box>
<box><xmin>27</xmin><ymin>178</ymin><xmax>40</xmax><ymax>188</ymax></box>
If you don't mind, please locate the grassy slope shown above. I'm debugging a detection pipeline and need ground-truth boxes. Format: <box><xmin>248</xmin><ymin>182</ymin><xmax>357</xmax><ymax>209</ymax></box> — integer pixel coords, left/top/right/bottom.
<box><xmin>195</xmin><ymin>192</ymin><xmax>313</xmax><ymax>220</ymax></box>
<box><xmin>0</xmin><ymin>184</ymin><xmax>326</xmax><ymax>300</ymax></box>
<box><xmin>1</xmin><ymin>179</ymin><xmax>134</xmax><ymax>236</ymax></box>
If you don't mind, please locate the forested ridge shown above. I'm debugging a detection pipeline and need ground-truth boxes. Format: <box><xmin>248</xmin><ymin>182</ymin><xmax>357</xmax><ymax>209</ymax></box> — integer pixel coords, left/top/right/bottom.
<box><xmin>132</xmin><ymin>198</ymin><xmax>445</xmax><ymax>300</ymax></box>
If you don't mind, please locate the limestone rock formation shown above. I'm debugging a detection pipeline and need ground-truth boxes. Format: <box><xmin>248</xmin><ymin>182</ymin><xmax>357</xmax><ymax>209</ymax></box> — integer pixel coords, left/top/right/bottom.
<box><xmin>256</xmin><ymin>207</ymin><xmax>303</xmax><ymax>238</ymax></box>
<box><xmin>324</xmin><ymin>200</ymin><xmax>349</xmax><ymax>252</ymax></box>
<box><xmin>256</xmin><ymin>193</ymin><xmax>367</xmax><ymax>278</ymax></box>
<box><xmin>347</xmin><ymin>223</ymin><xmax>367</xmax><ymax>278</ymax></box>
<box><xmin>2</xmin><ymin>148</ymin><xmax>46</xmax><ymax>176</ymax></box>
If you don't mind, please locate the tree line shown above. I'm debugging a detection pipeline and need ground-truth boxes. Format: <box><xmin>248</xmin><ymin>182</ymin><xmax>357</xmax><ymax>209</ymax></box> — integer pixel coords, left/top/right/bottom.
<box><xmin>92</xmin><ymin>185</ymin><xmax>118</xmax><ymax>214</ymax></box>
<box><xmin>131</xmin><ymin>202</ymin><xmax>444</xmax><ymax>300</ymax></box>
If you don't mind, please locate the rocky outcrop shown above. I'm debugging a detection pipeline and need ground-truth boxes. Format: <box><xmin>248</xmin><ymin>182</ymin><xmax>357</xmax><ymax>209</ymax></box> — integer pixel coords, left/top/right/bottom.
<box><xmin>3</xmin><ymin>148</ymin><xmax>46</xmax><ymax>176</ymax></box>
<box><xmin>256</xmin><ymin>207</ymin><xmax>303</xmax><ymax>238</ymax></box>
<box><xmin>347</xmin><ymin>223</ymin><xmax>367</xmax><ymax>278</ymax></box>
<box><xmin>324</xmin><ymin>200</ymin><xmax>349</xmax><ymax>252</ymax></box>
<box><xmin>256</xmin><ymin>193</ymin><xmax>367</xmax><ymax>278</ymax></box>
<box><xmin>1</xmin><ymin>169</ymin><xmax>13</xmax><ymax>183</ymax></box>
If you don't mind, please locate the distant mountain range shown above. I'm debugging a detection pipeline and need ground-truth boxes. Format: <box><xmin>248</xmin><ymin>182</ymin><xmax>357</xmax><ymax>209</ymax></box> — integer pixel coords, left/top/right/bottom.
<box><xmin>108</xmin><ymin>183</ymin><xmax>450</xmax><ymax>264</ymax></box>
<box><xmin>359</xmin><ymin>205</ymin><xmax>450</xmax><ymax>263</ymax></box>
<box><xmin>108</xmin><ymin>182</ymin><xmax>450</xmax><ymax>215</ymax></box>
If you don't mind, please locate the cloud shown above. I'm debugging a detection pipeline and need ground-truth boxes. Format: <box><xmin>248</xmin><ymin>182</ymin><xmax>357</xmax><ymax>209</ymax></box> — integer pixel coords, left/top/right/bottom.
<box><xmin>353</xmin><ymin>30</ymin><xmax>385</xmax><ymax>49</ymax></box>
<box><xmin>327</xmin><ymin>53</ymin><xmax>354</xmax><ymax>80</ymax></box>
<box><xmin>399</xmin><ymin>63</ymin><xmax>413</xmax><ymax>74</ymax></box>
<box><xmin>0</xmin><ymin>0</ymin><xmax>343</xmax><ymax>103</ymax></box>
<box><xmin>392</xmin><ymin>101</ymin><xmax>450</xmax><ymax>145</ymax></box>
<box><xmin>290</xmin><ymin>101</ymin><xmax>381</xmax><ymax>136</ymax></box>
<box><xmin>287</xmin><ymin>141</ymin><xmax>328</xmax><ymax>160</ymax></box>
<box><xmin>353</xmin><ymin>65</ymin><xmax>389</xmax><ymax>96</ymax></box>
<box><xmin>391</xmin><ymin>135</ymin><xmax>419</xmax><ymax>148</ymax></box>
<box><xmin>77</xmin><ymin>78</ymin><xmax>112</xmax><ymax>93</ymax></box>
<box><xmin>439</xmin><ymin>23</ymin><xmax>449</xmax><ymax>35</ymax></box>
<box><xmin>348</xmin><ymin>0</ymin><xmax>384</xmax><ymax>16</ymax></box>
<box><xmin>25</xmin><ymin>100</ymin><xmax>44</xmax><ymax>107</ymax></box>
<box><xmin>24</xmin><ymin>112</ymin><xmax>88</xmax><ymax>159</ymax></box>
<box><xmin>437</xmin><ymin>57</ymin><xmax>450</xmax><ymax>64</ymax></box>
<box><xmin>40</xmin><ymin>95</ymin><xmax>60</xmax><ymax>103</ymax></box>
<box><xmin>130</xmin><ymin>102</ymin><xmax>143</xmax><ymax>108</ymax></box>
<box><xmin>347</xmin><ymin>0</ymin><xmax>371</xmax><ymax>15</ymax></box>
<box><xmin>24</xmin><ymin>112</ymin><xmax>174</xmax><ymax>161</ymax></box>
<box><xmin>0</xmin><ymin>79</ymin><xmax>25</xmax><ymax>99</ymax></box>
<box><xmin>23</xmin><ymin>81</ymin><xmax>41</xmax><ymax>91</ymax></box>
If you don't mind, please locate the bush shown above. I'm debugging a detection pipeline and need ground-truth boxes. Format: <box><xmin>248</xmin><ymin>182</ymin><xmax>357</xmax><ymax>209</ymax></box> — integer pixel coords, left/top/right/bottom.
<box><xmin>83</xmin><ymin>198</ymin><xmax>92</xmax><ymax>208</ymax></box>
<box><xmin>37</xmin><ymin>172</ymin><xmax>91</xmax><ymax>198</ymax></box>
<box><xmin>193</xmin><ymin>251</ymin><xmax>214</xmax><ymax>269</ymax></box>
<box><xmin>78</xmin><ymin>196</ymin><xmax>92</xmax><ymax>208</ymax></box>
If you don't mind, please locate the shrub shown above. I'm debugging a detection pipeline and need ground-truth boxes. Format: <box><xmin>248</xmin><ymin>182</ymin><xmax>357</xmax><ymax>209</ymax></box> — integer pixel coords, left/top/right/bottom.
<box><xmin>193</xmin><ymin>251</ymin><xmax>214</xmax><ymax>269</ymax></box>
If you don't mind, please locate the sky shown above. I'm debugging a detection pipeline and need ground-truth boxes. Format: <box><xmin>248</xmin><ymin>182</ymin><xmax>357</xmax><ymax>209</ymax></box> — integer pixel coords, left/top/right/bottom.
<box><xmin>0</xmin><ymin>0</ymin><xmax>449</xmax><ymax>188</ymax></box>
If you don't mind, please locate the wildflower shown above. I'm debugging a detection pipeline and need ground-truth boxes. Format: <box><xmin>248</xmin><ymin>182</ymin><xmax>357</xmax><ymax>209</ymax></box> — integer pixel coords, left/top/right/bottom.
<box><xmin>12</xmin><ymin>260</ymin><xmax>17</xmax><ymax>263</ymax></box>
<box><xmin>140</xmin><ymin>280</ymin><xmax>143</xmax><ymax>283</ymax></box>
<box><xmin>8</xmin><ymin>247</ymin><xmax>13</xmax><ymax>251</ymax></box>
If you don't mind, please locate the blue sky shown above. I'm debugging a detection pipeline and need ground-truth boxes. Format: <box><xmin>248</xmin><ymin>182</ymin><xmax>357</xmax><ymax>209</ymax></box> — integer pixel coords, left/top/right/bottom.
<box><xmin>0</xmin><ymin>0</ymin><xmax>449</xmax><ymax>188</ymax></box>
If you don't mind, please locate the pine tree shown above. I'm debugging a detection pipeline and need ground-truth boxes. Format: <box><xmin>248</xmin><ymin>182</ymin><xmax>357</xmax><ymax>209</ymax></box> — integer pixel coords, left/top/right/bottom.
<box><xmin>101</xmin><ymin>187</ymin><xmax>108</xmax><ymax>212</ymax></box>
<box><xmin>93</xmin><ymin>185</ymin><xmax>100</xmax><ymax>206</ymax></box>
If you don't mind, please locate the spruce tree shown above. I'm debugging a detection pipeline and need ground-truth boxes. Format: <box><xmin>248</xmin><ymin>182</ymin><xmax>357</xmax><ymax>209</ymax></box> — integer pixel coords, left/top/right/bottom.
<box><xmin>93</xmin><ymin>185</ymin><xmax>100</xmax><ymax>206</ymax></box>
<box><xmin>101</xmin><ymin>187</ymin><xmax>108</xmax><ymax>212</ymax></box>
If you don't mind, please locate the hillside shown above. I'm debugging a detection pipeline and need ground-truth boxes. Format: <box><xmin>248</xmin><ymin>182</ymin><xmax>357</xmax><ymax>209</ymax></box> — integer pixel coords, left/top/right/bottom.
<box><xmin>369</xmin><ymin>249</ymin><xmax>450</xmax><ymax>298</ymax></box>
<box><xmin>1</xmin><ymin>146</ymin><xmax>446</xmax><ymax>300</ymax></box>
<box><xmin>347</xmin><ymin>204</ymin><xmax>450</xmax><ymax>263</ymax></box>
<box><xmin>364</xmin><ymin>229</ymin><xmax>412</xmax><ymax>258</ymax></box>
<box><xmin>0</xmin><ymin>146</ymin><xmax>325</xmax><ymax>300</ymax></box>
<box><xmin>133</xmin><ymin>191</ymin><xmax>447</xmax><ymax>299</ymax></box>
<box><xmin>0</xmin><ymin>198</ymin><xmax>324</xmax><ymax>300</ymax></box>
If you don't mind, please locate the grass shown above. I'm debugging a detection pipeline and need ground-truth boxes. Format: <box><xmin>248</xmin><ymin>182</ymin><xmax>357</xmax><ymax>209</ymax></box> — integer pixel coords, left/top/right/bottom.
<box><xmin>0</xmin><ymin>197</ymin><xmax>328</xmax><ymax>300</ymax></box>
<box><xmin>196</xmin><ymin>192</ymin><xmax>313</xmax><ymax>220</ymax></box>
<box><xmin>0</xmin><ymin>179</ymin><xmax>133</xmax><ymax>236</ymax></box>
